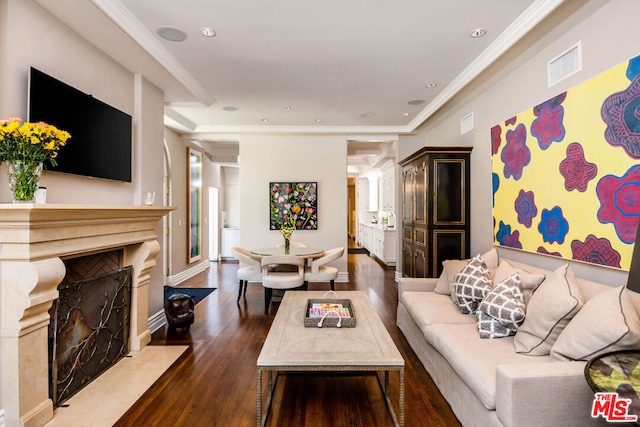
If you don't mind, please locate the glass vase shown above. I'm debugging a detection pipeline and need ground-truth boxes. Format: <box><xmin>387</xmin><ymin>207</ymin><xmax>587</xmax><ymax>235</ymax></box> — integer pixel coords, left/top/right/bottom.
<box><xmin>284</xmin><ymin>237</ymin><xmax>290</xmax><ymax>254</ymax></box>
<box><xmin>7</xmin><ymin>160</ymin><xmax>43</xmax><ymax>203</ymax></box>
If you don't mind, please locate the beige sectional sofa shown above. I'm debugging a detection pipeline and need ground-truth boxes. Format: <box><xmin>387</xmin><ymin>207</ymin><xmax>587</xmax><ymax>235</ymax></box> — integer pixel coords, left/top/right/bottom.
<box><xmin>397</xmin><ymin>252</ymin><xmax>640</xmax><ymax>427</ymax></box>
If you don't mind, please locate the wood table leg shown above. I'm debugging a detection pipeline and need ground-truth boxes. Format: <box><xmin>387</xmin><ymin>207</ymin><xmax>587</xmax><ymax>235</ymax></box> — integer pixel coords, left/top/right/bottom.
<box><xmin>256</xmin><ymin>369</ymin><xmax>262</xmax><ymax>427</ymax></box>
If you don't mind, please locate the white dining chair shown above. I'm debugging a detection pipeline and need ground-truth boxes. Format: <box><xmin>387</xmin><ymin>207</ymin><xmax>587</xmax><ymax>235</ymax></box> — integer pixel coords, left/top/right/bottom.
<box><xmin>303</xmin><ymin>247</ymin><xmax>344</xmax><ymax>291</ymax></box>
<box><xmin>261</xmin><ymin>255</ymin><xmax>305</xmax><ymax>314</ymax></box>
<box><xmin>231</xmin><ymin>247</ymin><xmax>262</xmax><ymax>302</ymax></box>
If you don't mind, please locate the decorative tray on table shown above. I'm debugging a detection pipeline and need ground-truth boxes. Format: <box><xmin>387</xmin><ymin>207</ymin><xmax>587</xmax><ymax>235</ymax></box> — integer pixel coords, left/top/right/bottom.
<box><xmin>304</xmin><ymin>291</ymin><xmax>356</xmax><ymax>328</ymax></box>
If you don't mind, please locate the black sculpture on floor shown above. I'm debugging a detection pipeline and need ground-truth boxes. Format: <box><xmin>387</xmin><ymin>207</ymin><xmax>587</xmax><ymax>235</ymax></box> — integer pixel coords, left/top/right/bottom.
<box><xmin>164</xmin><ymin>293</ymin><xmax>195</xmax><ymax>331</ymax></box>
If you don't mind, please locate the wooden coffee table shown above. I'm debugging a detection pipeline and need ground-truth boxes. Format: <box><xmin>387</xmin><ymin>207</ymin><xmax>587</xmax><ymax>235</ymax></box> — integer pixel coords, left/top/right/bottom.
<box><xmin>256</xmin><ymin>290</ymin><xmax>405</xmax><ymax>426</ymax></box>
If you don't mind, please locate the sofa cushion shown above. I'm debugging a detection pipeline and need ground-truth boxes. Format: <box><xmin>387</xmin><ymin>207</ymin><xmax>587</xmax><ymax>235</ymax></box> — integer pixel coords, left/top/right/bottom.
<box><xmin>514</xmin><ymin>264</ymin><xmax>584</xmax><ymax>356</ymax></box>
<box><xmin>401</xmin><ymin>291</ymin><xmax>476</xmax><ymax>329</ymax></box>
<box><xmin>477</xmin><ymin>274</ymin><xmax>525</xmax><ymax>338</ymax></box>
<box><xmin>550</xmin><ymin>285</ymin><xmax>640</xmax><ymax>361</ymax></box>
<box><xmin>423</xmin><ymin>323</ymin><xmax>551</xmax><ymax>410</ymax></box>
<box><xmin>454</xmin><ymin>254</ymin><xmax>493</xmax><ymax>314</ymax></box>
<box><xmin>493</xmin><ymin>259</ymin><xmax>545</xmax><ymax>305</ymax></box>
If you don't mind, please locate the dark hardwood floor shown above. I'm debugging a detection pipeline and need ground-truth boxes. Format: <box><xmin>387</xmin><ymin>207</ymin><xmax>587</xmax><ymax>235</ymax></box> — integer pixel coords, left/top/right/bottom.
<box><xmin>114</xmin><ymin>244</ymin><xmax>461</xmax><ymax>427</ymax></box>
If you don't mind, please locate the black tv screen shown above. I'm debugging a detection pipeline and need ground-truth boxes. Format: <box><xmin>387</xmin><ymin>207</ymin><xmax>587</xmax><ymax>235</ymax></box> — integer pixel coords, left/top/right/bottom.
<box><xmin>28</xmin><ymin>67</ymin><xmax>132</xmax><ymax>182</ymax></box>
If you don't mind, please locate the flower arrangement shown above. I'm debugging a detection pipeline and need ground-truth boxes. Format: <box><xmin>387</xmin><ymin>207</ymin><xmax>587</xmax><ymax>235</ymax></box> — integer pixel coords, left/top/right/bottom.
<box><xmin>0</xmin><ymin>118</ymin><xmax>71</xmax><ymax>166</ymax></box>
<box><xmin>279</xmin><ymin>219</ymin><xmax>296</xmax><ymax>253</ymax></box>
<box><xmin>0</xmin><ymin>118</ymin><xmax>71</xmax><ymax>202</ymax></box>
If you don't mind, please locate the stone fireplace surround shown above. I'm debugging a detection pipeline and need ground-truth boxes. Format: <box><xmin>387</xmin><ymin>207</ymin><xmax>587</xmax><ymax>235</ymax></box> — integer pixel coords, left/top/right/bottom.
<box><xmin>0</xmin><ymin>205</ymin><xmax>173</xmax><ymax>427</ymax></box>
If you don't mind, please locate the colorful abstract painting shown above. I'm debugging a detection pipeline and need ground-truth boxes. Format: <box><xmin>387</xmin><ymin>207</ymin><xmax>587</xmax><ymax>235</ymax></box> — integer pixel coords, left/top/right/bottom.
<box><xmin>491</xmin><ymin>55</ymin><xmax>640</xmax><ymax>270</ymax></box>
<box><xmin>269</xmin><ymin>182</ymin><xmax>318</xmax><ymax>230</ymax></box>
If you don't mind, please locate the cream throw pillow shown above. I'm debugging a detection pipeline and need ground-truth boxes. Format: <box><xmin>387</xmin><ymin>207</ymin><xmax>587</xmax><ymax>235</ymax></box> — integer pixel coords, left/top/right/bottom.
<box><xmin>514</xmin><ymin>264</ymin><xmax>584</xmax><ymax>356</ymax></box>
<box><xmin>550</xmin><ymin>286</ymin><xmax>640</xmax><ymax>361</ymax></box>
<box><xmin>453</xmin><ymin>254</ymin><xmax>493</xmax><ymax>314</ymax></box>
<box><xmin>477</xmin><ymin>274</ymin><xmax>525</xmax><ymax>339</ymax></box>
<box><xmin>435</xmin><ymin>259</ymin><xmax>469</xmax><ymax>296</ymax></box>
<box><xmin>493</xmin><ymin>260</ymin><xmax>545</xmax><ymax>305</ymax></box>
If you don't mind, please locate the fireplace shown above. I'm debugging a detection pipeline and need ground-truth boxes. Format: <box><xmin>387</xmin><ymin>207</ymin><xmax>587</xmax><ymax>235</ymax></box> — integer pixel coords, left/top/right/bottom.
<box><xmin>48</xmin><ymin>250</ymin><xmax>133</xmax><ymax>406</ymax></box>
<box><xmin>0</xmin><ymin>205</ymin><xmax>173</xmax><ymax>427</ymax></box>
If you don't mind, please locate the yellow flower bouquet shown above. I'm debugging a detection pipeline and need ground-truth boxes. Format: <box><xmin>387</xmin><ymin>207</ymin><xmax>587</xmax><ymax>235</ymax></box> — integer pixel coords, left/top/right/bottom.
<box><xmin>280</xmin><ymin>222</ymin><xmax>296</xmax><ymax>254</ymax></box>
<box><xmin>0</xmin><ymin>118</ymin><xmax>71</xmax><ymax>202</ymax></box>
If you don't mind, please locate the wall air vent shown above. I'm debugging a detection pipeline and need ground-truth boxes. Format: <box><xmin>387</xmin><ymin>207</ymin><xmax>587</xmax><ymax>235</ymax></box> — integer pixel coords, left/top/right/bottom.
<box><xmin>460</xmin><ymin>112</ymin><xmax>474</xmax><ymax>135</ymax></box>
<box><xmin>548</xmin><ymin>42</ymin><xmax>582</xmax><ymax>87</ymax></box>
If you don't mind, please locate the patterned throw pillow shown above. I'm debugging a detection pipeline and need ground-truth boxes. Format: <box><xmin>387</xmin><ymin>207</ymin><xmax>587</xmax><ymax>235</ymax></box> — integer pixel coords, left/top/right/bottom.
<box><xmin>492</xmin><ymin>260</ymin><xmax>545</xmax><ymax>305</ymax></box>
<box><xmin>477</xmin><ymin>274</ymin><xmax>525</xmax><ymax>339</ymax></box>
<box><xmin>453</xmin><ymin>254</ymin><xmax>492</xmax><ymax>314</ymax></box>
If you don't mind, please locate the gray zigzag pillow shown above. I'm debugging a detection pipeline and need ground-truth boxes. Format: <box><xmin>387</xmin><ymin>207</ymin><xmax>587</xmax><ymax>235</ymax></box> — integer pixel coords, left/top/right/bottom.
<box><xmin>453</xmin><ymin>254</ymin><xmax>492</xmax><ymax>314</ymax></box>
<box><xmin>477</xmin><ymin>274</ymin><xmax>525</xmax><ymax>339</ymax></box>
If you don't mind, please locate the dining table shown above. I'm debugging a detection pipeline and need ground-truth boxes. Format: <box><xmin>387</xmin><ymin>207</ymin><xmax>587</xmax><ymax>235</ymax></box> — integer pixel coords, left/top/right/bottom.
<box><xmin>249</xmin><ymin>247</ymin><xmax>325</xmax><ymax>261</ymax></box>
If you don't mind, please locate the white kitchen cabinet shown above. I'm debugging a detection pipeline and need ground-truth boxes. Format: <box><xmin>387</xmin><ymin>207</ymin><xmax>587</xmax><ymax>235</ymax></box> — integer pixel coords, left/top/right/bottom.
<box><xmin>359</xmin><ymin>223</ymin><xmax>396</xmax><ymax>267</ymax></box>
<box><xmin>380</xmin><ymin>168</ymin><xmax>395</xmax><ymax>211</ymax></box>
<box><xmin>221</xmin><ymin>228</ymin><xmax>240</xmax><ymax>259</ymax></box>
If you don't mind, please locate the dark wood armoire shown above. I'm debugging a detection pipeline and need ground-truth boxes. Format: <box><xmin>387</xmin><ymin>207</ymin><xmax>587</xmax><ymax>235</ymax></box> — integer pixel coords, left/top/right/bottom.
<box><xmin>399</xmin><ymin>146</ymin><xmax>472</xmax><ymax>278</ymax></box>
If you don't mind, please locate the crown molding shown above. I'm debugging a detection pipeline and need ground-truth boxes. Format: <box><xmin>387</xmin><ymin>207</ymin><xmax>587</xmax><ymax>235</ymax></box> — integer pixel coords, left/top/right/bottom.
<box><xmin>90</xmin><ymin>0</ymin><xmax>215</xmax><ymax>106</ymax></box>
<box><xmin>408</xmin><ymin>0</ymin><xmax>566</xmax><ymax>131</ymax></box>
<box><xmin>192</xmin><ymin>125</ymin><xmax>409</xmax><ymax>135</ymax></box>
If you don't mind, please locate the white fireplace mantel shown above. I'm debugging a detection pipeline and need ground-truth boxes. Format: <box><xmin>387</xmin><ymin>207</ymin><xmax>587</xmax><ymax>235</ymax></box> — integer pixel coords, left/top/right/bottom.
<box><xmin>0</xmin><ymin>204</ymin><xmax>173</xmax><ymax>427</ymax></box>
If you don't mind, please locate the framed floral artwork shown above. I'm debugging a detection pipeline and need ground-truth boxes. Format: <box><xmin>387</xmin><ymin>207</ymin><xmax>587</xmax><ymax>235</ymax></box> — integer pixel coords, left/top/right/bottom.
<box><xmin>269</xmin><ymin>182</ymin><xmax>318</xmax><ymax>230</ymax></box>
<box><xmin>491</xmin><ymin>54</ymin><xmax>640</xmax><ymax>270</ymax></box>
<box><xmin>188</xmin><ymin>148</ymin><xmax>202</xmax><ymax>263</ymax></box>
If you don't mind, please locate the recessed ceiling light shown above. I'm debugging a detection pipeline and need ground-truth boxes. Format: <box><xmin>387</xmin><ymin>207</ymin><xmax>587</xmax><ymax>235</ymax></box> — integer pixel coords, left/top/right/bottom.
<box><xmin>200</xmin><ymin>27</ymin><xmax>216</xmax><ymax>37</ymax></box>
<box><xmin>283</xmin><ymin>106</ymin><xmax>291</xmax><ymax>111</ymax></box>
<box><xmin>361</xmin><ymin>112</ymin><xmax>375</xmax><ymax>118</ymax></box>
<box><xmin>408</xmin><ymin>99</ymin><xmax>425</xmax><ymax>105</ymax></box>
<box><xmin>222</xmin><ymin>106</ymin><xmax>238</xmax><ymax>111</ymax></box>
<box><xmin>261</xmin><ymin>118</ymin><xmax>268</xmax><ymax>122</ymax></box>
<box><xmin>402</xmin><ymin>112</ymin><xmax>410</xmax><ymax>117</ymax></box>
<box><xmin>470</xmin><ymin>28</ymin><xmax>487</xmax><ymax>38</ymax></box>
<box><xmin>157</xmin><ymin>26</ymin><xmax>187</xmax><ymax>42</ymax></box>
<box><xmin>426</xmin><ymin>83</ymin><xmax>437</xmax><ymax>88</ymax></box>
<box><xmin>314</xmin><ymin>119</ymin><xmax>322</xmax><ymax>122</ymax></box>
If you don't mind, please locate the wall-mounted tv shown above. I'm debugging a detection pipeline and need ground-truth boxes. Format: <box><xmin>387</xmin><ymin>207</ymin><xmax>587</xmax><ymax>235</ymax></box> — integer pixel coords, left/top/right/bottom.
<box><xmin>28</xmin><ymin>67</ymin><xmax>132</xmax><ymax>182</ymax></box>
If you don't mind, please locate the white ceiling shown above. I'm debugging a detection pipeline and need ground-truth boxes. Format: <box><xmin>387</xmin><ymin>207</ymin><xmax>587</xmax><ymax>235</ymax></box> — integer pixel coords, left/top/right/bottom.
<box><xmin>34</xmin><ymin>0</ymin><xmax>564</xmax><ymax>171</ymax></box>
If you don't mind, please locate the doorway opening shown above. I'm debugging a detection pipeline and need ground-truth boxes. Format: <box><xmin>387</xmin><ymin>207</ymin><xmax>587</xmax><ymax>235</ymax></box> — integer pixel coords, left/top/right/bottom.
<box><xmin>209</xmin><ymin>186</ymin><xmax>220</xmax><ymax>261</ymax></box>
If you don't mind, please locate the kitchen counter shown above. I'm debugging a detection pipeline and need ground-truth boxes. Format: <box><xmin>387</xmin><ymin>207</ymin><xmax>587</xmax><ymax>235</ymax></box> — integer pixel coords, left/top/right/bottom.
<box><xmin>358</xmin><ymin>222</ymin><xmax>397</xmax><ymax>266</ymax></box>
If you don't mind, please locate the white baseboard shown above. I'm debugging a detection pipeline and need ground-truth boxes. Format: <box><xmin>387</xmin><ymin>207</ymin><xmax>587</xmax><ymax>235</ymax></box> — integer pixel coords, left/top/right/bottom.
<box><xmin>166</xmin><ymin>260</ymin><xmax>210</xmax><ymax>287</ymax></box>
<box><xmin>148</xmin><ymin>309</ymin><xmax>167</xmax><ymax>334</ymax></box>
<box><xmin>337</xmin><ymin>272</ymin><xmax>349</xmax><ymax>283</ymax></box>
<box><xmin>395</xmin><ymin>270</ymin><xmax>403</xmax><ymax>282</ymax></box>
<box><xmin>0</xmin><ymin>409</ymin><xmax>5</xmax><ymax>427</ymax></box>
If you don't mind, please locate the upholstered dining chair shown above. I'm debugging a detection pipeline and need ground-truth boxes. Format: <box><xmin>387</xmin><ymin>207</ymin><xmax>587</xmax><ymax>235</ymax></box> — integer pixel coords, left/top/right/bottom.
<box><xmin>261</xmin><ymin>255</ymin><xmax>305</xmax><ymax>314</ymax></box>
<box><xmin>231</xmin><ymin>247</ymin><xmax>262</xmax><ymax>302</ymax></box>
<box><xmin>303</xmin><ymin>247</ymin><xmax>344</xmax><ymax>291</ymax></box>
<box><xmin>276</xmin><ymin>241</ymin><xmax>307</xmax><ymax>248</ymax></box>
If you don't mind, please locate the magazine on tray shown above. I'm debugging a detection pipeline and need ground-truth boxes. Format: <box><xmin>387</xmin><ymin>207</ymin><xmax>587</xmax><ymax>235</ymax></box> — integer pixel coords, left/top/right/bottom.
<box><xmin>308</xmin><ymin>303</ymin><xmax>351</xmax><ymax>318</ymax></box>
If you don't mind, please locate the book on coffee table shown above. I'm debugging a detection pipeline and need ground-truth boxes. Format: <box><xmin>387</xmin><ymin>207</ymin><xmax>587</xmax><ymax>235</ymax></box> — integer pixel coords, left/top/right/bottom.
<box><xmin>304</xmin><ymin>299</ymin><xmax>356</xmax><ymax>327</ymax></box>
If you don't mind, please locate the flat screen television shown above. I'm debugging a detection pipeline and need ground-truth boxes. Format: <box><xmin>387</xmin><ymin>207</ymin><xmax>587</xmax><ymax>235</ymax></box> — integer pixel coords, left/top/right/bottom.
<box><xmin>28</xmin><ymin>67</ymin><xmax>132</xmax><ymax>182</ymax></box>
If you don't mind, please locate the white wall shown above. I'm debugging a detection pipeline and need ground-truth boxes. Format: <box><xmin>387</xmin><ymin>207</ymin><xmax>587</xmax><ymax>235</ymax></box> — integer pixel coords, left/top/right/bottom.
<box><xmin>0</xmin><ymin>0</ymin><xmax>173</xmax><ymax>414</ymax></box>
<box><xmin>406</xmin><ymin>0</ymin><xmax>637</xmax><ymax>286</ymax></box>
<box><xmin>0</xmin><ymin>0</ymin><xmax>138</xmax><ymax>204</ymax></box>
<box><xmin>239</xmin><ymin>134</ymin><xmax>348</xmax><ymax>275</ymax></box>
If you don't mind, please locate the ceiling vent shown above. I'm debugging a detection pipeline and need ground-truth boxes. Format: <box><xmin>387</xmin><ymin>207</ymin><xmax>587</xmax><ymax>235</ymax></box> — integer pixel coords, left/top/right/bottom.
<box><xmin>460</xmin><ymin>112</ymin><xmax>474</xmax><ymax>135</ymax></box>
<box><xmin>548</xmin><ymin>42</ymin><xmax>582</xmax><ymax>87</ymax></box>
